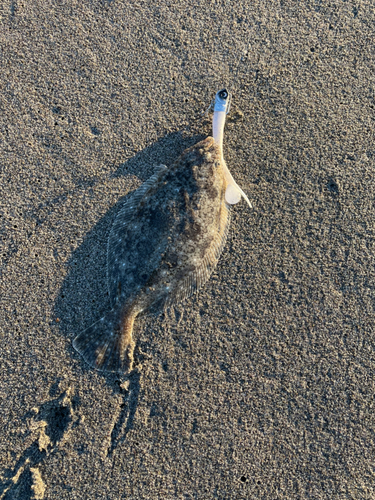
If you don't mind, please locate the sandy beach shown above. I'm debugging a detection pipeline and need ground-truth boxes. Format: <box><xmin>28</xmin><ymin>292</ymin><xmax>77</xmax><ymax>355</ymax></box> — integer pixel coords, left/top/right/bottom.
<box><xmin>1</xmin><ymin>0</ymin><xmax>375</xmax><ymax>498</ymax></box>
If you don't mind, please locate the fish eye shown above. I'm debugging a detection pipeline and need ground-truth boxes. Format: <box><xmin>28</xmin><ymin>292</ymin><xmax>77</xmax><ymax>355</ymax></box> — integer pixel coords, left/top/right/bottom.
<box><xmin>218</xmin><ymin>89</ymin><xmax>228</xmax><ymax>100</ymax></box>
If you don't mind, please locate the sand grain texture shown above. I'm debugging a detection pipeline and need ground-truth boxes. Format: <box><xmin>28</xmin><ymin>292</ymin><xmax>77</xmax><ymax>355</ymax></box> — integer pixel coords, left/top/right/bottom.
<box><xmin>1</xmin><ymin>0</ymin><xmax>375</xmax><ymax>498</ymax></box>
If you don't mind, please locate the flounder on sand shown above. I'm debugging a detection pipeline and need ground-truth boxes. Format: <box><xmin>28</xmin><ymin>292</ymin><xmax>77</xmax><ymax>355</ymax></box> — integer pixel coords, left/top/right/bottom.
<box><xmin>73</xmin><ymin>89</ymin><xmax>251</xmax><ymax>372</ymax></box>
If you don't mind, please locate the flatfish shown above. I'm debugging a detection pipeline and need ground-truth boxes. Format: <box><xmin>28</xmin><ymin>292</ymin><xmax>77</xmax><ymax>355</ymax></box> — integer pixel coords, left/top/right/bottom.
<box><xmin>73</xmin><ymin>89</ymin><xmax>251</xmax><ymax>372</ymax></box>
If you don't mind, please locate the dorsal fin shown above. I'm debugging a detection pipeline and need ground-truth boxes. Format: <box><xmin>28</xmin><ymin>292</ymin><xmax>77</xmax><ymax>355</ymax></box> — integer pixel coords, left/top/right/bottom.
<box><xmin>166</xmin><ymin>202</ymin><xmax>231</xmax><ymax>307</ymax></box>
<box><xmin>110</xmin><ymin>165</ymin><xmax>168</xmax><ymax>228</ymax></box>
<box><xmin>107</xmin><ymin>165</ymin><xmax>168</xmax><ymax>306</ymax></box>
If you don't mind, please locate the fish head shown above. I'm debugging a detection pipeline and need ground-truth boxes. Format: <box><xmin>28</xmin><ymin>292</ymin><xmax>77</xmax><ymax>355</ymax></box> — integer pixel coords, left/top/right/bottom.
<box><xmin>170</xmin><ymin>137</ymin><xmax>225</xmax><ymax>203</ymax></box>
<box><xmin>193</xmin><ymin>137</ymin><xmax>225</xmax><ymax>189</ymax></box>
<box><xmin>214</xmin><ymin>88</ymin><xmax>231</xmax><ymax>114</ymax></box>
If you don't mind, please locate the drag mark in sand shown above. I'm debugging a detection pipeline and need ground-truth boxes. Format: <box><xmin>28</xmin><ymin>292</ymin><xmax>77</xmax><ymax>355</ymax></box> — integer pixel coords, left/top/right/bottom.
<box><xmin>106</xmin><ymin>370</ymin><xmax>141</xmax><ymax>458</ymax></box>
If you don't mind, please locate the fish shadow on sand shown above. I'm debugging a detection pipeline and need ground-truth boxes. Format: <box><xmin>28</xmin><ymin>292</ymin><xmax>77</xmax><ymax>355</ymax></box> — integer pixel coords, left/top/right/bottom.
<box><xmin>53</xmin><ymin>131</ymin><xmax>205</xmax><ymax>448</ymax></box>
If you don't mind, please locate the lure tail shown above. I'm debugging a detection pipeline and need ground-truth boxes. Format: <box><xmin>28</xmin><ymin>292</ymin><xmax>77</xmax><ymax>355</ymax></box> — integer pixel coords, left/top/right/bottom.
<box><xmin>73</xmin><ymin>308</ymin><xmax>136</xmax><ymax>373</ymax></box>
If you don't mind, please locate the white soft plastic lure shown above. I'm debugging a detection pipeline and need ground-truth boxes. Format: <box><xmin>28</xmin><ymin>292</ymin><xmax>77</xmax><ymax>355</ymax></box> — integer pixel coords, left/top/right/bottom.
<box><xmin>212</xmin><ymin>89</ymin><xmax>252</xmax><ymax>208</ymax></box>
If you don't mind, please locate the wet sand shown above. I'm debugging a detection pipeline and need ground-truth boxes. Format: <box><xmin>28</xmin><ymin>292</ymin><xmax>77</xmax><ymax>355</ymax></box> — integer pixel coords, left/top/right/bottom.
<box><xmin>1</xmin><ymin>1</ymin><xmax>375</xmax><ymax>498</ymax></box>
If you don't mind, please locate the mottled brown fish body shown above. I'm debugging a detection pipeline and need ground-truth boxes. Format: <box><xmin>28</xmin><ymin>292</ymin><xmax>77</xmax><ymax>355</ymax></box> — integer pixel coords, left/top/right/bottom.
<box><xmin>73</xmin><ymin>137</ymin><xmax>231</xmax><ymax>372</ymax></box>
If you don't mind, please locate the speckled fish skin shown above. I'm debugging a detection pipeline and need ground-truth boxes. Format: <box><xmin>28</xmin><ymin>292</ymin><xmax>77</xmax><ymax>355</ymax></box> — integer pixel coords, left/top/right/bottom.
<box><xmin>73</xmin><ymin>136</ymin><xmax>231</xmax><ymax>373</ymax></box>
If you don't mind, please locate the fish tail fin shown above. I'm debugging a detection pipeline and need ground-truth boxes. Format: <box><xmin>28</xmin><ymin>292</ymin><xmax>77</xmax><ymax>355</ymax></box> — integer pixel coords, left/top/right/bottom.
<box><xmin>73</xmin><ymin>309</ymin><xmax>136</xmax><ymax>373</ymax></box>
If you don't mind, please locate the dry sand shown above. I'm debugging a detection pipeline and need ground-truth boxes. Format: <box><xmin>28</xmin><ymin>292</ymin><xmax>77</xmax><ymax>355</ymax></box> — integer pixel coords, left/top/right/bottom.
<box><xmin>1</xmin><ymin>0</ymin><xmax>375</xmax><ymax>498</ymax></box>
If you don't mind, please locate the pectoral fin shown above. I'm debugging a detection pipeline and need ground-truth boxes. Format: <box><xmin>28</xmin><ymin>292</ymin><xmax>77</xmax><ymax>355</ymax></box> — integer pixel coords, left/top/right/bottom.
<box><xmin>222</xmin><ymin>159</ymin><xmax>252</xmax><ymax>208</ymax></box>
<box><xmin>225</xmin><ymin>183</ymin><xmax>252</xmax><ymax>208</ymax></box>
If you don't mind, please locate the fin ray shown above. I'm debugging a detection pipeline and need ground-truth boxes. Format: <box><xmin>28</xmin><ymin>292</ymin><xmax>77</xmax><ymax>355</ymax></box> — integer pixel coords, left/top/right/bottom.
<box><xmin>167</xmin><ymin>202</ymin><xmax>231</xmax><ymax>306</ymax></box>
<box><xmin>107</xmin><ymin>165</ymin><xmax>168</xmax><ymax>306</ymax></box>
<box><xmin>73</xmin><ymin>309</ymin><xmax>135</xmax><ymax>373</ymax></box>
